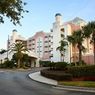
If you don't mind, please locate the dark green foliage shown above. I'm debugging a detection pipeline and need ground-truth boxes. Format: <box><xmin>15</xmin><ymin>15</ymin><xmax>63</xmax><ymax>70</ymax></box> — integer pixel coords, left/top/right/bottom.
<box><xmin>67</xmin><ymin>65</ymin><xmax>95</xmax><ymax>78</ymax></box>
<box><xmin>0</xmin><ymin>49</ymin><xmax>7</xmax><ymax>54</ymax></box>
<box><xmin>83</xmin><ymin>21</ymin><xmax>95</xmax><ymax>64</ymax></box>
<box><xmin>41</xmin><ymin>69</ymin><xmax>72</xmax><ymax>81</ymax></box>
<box><xmin>21</xmin><ymin>54</ymin><xmax>31</xmax><ymax>67</ymax></box>
<box><xmin>41</xmin><ymin>65</ymin><xmax>95</xmax><ymax>81</ymax></box>
<box><xmin>54</xmin><ymin>62</ymin><xmax>68</xmax><ymax>70</ymax></box>
<box><xmin>10</xmin><ymin>41</ymin><xmax>28</xmax><ymax>68</ymax></box>
<box><xmin>68</xmin><ymin>29</ymin><xmax>85</xmax><ymax>63</ymax></box>
<box><xmin>76</xmin><ymin>60</ymin><xmax>86</xmax><ymax>66</ymax></box>
<box><xmin>70</xmin><ymin>60</ymin><xmax>86</xmax><ymax>66</ymax></box>
<box><xmin>12</xmin><ymin>53</ymin><xmax>18</xmax><ymax>63</ymax></box>
<box><xmin>12</xmin><ymin>53</ymin><xmax>31</xmax><ymax>68</ymax></box>
<box><xmin>0</xmin><ymin>0</ymin><xmax>28</xmax><ymax>25</ymax></box>
<box><xmin>40</xmin><ymin>61</ymin><xmax>68</xmax><ymax>70</ymax></box>
<box><xmin>39</xmin><ymin>61</ymin><xmax>51</xmax><ymax>67</ymax></box>
<box><xmin>56</xmin><ymin>34</ymin><xmax>68</xmax><ymax>61</ymax></box>
<box><xmin>0</xmin><ymin>60</ymin><xmax>15</xmax><ymax>68</ymax></box>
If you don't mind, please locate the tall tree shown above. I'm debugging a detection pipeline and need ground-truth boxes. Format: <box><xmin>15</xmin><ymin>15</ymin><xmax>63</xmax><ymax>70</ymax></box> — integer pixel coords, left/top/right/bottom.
<box><xmin>10</xmin><ymin>41</ymin><xmax>28</xmax><ymax>68</ymax></box>
<box><xmin>67</xmin><ymin>33</ymin><xmax>77</xmax><ymax>65</ymax></box>
<box><xmin>83</xmin><ymin>21</ymin><xmax>95</xmax><ymax>64</ymax></box>
<box><xmin>68</xmin><ymin>30</ymin><xmax>85</xmax><ymax>64</ymax></box>
<box><xmin>0</xmin><ymin>0</ymin><xmax>28</xmax><ymax>25</ymax></box>
<box><xmin>74</xmin><ymin>30</ymin><xmax>85</xmax><ymax>63</ymax></box>
<box><xmin>56</xmin><ymin>34</ymin><xmax>68</xmax><ymax>61</ymax></box>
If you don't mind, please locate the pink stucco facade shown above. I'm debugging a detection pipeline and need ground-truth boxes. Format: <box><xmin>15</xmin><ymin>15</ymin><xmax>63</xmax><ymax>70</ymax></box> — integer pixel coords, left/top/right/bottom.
<box><xmin>27</xmin><ymin>31</ymin><xmax>51</xmax><ymax>61</ymax></box>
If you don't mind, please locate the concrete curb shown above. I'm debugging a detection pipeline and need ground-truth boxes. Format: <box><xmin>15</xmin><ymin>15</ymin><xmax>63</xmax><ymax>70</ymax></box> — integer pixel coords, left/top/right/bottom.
<box><xmin>29</xmin><ymin>71</ymin><xmax>95</xmax><ymax>93</ymax></box>
<box><xmin>53</xmin><ymin>85</ymin><xmax>95</xmax><ymax>93</ymax></box>
<box><xmin>29</xmin><ymin>71</ymin><xmax>57</xmax><ymax>86</ymax></box>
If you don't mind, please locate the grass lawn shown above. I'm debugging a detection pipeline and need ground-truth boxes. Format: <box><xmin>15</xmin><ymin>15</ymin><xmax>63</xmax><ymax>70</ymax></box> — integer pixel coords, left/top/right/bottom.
<box><xmin>58</xmin><ymin>81</ymin><xmax>95</xmax><ymax>88</ymax></box>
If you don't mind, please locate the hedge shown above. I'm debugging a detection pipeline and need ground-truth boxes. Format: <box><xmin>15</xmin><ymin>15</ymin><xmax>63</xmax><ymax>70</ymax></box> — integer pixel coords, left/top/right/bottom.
<box><xmin>0</xmin><ymin>60</ymin><xmax>15</xmax><ymax>68</ymax></box>
<box><xmin>67</xmin><ymin>65</ymin><xmax>95</xmax><ymax>78</ymax></box>
<box><xmin>39</xmin><ymin>61</ymin><xmax>68</xmax><ymax>70</ymax></box>
<box><xmin>41</xmin><ymin>65</ymin><xmax>95</xmax><ymax>81</ymax></box>
<box><xmin>41</xmin><ymin>69</ymin><xmax>72</xmax><ymax>81</ymax></box>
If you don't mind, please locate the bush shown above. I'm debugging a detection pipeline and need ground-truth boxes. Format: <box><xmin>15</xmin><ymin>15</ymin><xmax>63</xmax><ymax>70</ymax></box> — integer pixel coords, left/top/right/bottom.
<box><xmin>70</xmin><ymin>60</ymin><xmax>86</xmax><ymax>66</ymax></box>
<box><xmin>55</xmin><ymin>62</ymin><xmax>68</xmax><ymax>70</ymax></box>
<box><xmin>41</xmin><ymin>69</ymin><xmax>72</xmax><ymax>81</ymax></box>
<box><xmin>67</xmin><ymin>65</ymin><xmax>95</xmax><ymax>80</ymax></box>
<box><xmin>0</xmin><ymin>60</ymin><xmax>15</xmax><ymax>68</ymax></box>
<box><xmin>40</xmin><ymin>65</ymin><xmax>95</xmax><ymax>81</ymax></box>
<box><xmin>39</xmin><ymin>61</ymin><xmax>68</xmax><ymax>70</ymax></box>
<box><xmin>39</xmin><ymin>61</ymin><xmax>51</xmax><ymax>67</ymax></box>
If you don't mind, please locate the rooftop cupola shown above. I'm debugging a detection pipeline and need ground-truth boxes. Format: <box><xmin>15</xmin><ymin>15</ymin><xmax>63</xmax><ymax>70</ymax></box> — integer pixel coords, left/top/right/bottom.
<box><xmin>55</xmin><ymin>13</ymin><xmax>62</xmax><ymax>24</ymax></box>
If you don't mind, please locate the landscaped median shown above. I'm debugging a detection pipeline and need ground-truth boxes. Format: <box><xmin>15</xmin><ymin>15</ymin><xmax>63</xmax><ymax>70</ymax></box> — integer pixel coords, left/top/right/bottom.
<box><xmin>40</xmin><ymin>64</ymin><xmax>95</xmax><ymax>88</ymax></box>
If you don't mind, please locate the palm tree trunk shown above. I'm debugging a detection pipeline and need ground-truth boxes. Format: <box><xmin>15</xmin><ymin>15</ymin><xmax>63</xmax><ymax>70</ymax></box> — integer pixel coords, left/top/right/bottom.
<box><xmin>62</xmin><ymin>55</ymin><xmax>64</xmax><ymax>62</ymax></box>
<box><xmin>79</xmin><ymin>45</ymin><xmax>82</xmax><ymax>63</ymax></box>
<box><xmin>87</xmin><ymin>38</ymin><xmax>89</xmax><ymax>52</ymax></box>
<box><xmin>17</xmin><ymin>59</ymin><xmax>20</xmax><ymax>68</ymax></box>
<box><xmin>79</xmin><ymin>49</ymin><xmax>82</xmax><ymax>62</ymax></box>
<box><xmin>73</xmin><ymin>46</ymin><xmax>77</xmax><ymax>66</ymax></box>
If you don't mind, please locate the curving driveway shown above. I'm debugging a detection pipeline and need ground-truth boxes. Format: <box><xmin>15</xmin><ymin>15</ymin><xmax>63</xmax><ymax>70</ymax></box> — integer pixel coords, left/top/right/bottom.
<box><xmin>0</xmin><ymin>68</ymin><xmax>95</xmax><ymax>95</ymax></box>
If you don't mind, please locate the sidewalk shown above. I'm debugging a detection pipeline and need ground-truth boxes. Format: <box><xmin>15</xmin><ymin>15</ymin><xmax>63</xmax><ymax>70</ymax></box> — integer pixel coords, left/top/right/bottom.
<box><xmin>29</xmin><ymin>71</ymin><xmax>95</xmax><ymax>93</ymax></box>
<box><xmin>29</xmin><ymin>71</ymin><xmax>57</xmax><ymax>85</ymax></box>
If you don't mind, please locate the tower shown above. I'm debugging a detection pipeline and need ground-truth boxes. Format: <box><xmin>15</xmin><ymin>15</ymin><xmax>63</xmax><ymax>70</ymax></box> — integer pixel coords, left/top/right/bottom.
<box><xmin>50</xmin><ymin>13</ymin><xmax>63</xmax><ymax>62</ymax></box>
<box><xmin>55</xmin><ymin>13</ymin><xmax>62</xmax><ymax>24</ymax></box>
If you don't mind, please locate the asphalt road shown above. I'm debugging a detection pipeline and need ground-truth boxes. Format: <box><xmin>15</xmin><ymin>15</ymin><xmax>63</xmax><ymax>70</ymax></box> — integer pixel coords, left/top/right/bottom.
<box><xmin>0</xmin><ymin>68</ymin><xmax>95</xmax><ymax>95</ymax></box>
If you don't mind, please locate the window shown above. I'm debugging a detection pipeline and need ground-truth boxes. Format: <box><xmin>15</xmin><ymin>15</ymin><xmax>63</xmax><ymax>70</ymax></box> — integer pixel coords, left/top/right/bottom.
<box><xmin>29</xmin><ymin>44</ymin><xmax>31</xmax><ymax>46</ymax></box>
<box><xmin>44</xmin><ymin>51</ymin><xmax>48</xmax><ymax>53</ymax></box>
<box><xmin>61</xmin><ymin>28</ymin><xmax>64</xmax><ymax>32</ymax></box>
<box><xmin>45</xmin><ymin>41</ymin><xmax>48</xmax><ymax>43</ymax></box>
<box><xmin>51</xmin><ymin>29</ymin><xmax>53</xmax><ymax>32</ymax></box>
<box><xmin>45</xmin><ymin>36</ymin><xmax>48</xmax><ymax>38</ymax></box>
<box><xmin>29</xmin><ymin>40</ymin><xmax>31</xmax><ymax>42</ymax></box>
<box><xmin>32</xmin><ymin>39</ymin><xmax>35</xmax><ymax>41</ymax></box>
<box><xmin>32</xmin><ymin>48</ymin><xmax>35</xmax><ymax>50</ymax></box>
<box><xmin>29</xmin><ymin>48</ymin><xmax>31</xmax><ymax>50</ymax></box>
<box><xmin>50</xmin><ymin>54</ymin><xmax>53</xmax><ymax>57</ymax></box>
<box><xmin>32</xmin><ymin>43</ymin><xmax>35</xmax><ymax>45</ymax></box>
<box><xmin>49</xmin><ymin>40</ymin><xmax>51</xmax><ymax>42</ymax></box>
<box><xmin>44</xmin><ymin>46</ymin><xmax>48</xmax><ymax>48</ymax></box>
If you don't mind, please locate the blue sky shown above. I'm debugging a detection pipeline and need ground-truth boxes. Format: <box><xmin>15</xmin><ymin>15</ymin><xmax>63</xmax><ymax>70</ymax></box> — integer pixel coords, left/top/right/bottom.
<box><xmin>0</xmin><ymin>0</ymin><xmax>95</xmax><ymax>49</ymax></box>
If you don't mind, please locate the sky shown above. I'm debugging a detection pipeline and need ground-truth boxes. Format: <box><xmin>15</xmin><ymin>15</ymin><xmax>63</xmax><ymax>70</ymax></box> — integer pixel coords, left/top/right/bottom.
<box><xmin>0</xmin><ymin>0</ymin><xmax>95</xmax><ymax>49</ymax></box>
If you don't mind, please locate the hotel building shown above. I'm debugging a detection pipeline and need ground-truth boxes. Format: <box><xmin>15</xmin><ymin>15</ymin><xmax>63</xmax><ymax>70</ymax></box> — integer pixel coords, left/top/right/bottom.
<box><xmin>4</xmin><ymin>13</ymin><xmax>94</xmax><ymax>65</ymax></box>
<box><xmin>27</xmin><ymin>13</ymin><xmax>94</xmax><ymax>64</ymax></box>
<box><xmin>0</xmin><ymin>30</ymin><xmax>39</xmax><ymax>67</ymax></box>
<box><xmin>27</xmin><ymin>31</ymin><xmax>51</xmax><ymax>61</ymax></box>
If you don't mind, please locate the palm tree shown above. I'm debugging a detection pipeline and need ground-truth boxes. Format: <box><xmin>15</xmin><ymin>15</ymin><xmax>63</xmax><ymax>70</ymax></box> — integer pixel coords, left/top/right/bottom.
<box><xmin>74</xmin><ymin>30</ymin><xmax>85</xmax><ymax>63</ymax></box>
<box><xmin>67</xmin><ymin>34</ymin><xmax>77</xmax><ymax>65</ymax></box>
<box><xmin>10</xmin><ymin>41</ymin><xmax>28</xmax><ymax>68</ymax></box>
<box><xmin>68</xmin><ymin>29</ymin><xmax>85</xmax><ymax>64</ymax></box>
<box><xmin>83</xmin><ymin>21</ymin><xmax>95</xmax><ymax>64</ymax></box>
<box><xmin>56</xmin><ymin>34</ymin><xmax>68</xmax><ymax>61</ymax></box>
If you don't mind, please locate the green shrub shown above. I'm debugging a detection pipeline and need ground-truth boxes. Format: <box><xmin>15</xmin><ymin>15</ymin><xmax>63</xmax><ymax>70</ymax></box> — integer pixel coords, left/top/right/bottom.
<box><xmin>67</xmin><ymin>65</ymin><xmax>95</xmax><ymax>78</ymax></box>
<box><xmin>41</xmin><ymin>65</ymin><xmax>95</xmax><ymax>81</ymax></box>
<box><xmin>41</xmin><ymin>69</ymin><xmax>72</xmax><ymax>81</ymax></box>
<box><xmin>70</xmin><ymin>60</ymin><xmax>86</xmax><ymax>66</ymax></box>
<box><xmin>0</xmin><ymin>60</ymin><xmax>15</xmax><ymax>68</ymax></box>
<box><xmin>39</xmin><ymin>61</ymin><xmax>68</xmax><ymax>70</ymax></box>
<box><xmin>39</xmin><ymin>61</ymin><xmax>51</xmax><ymax>67</ymax></box>
<box><xmin>55</xmin><ymin>62</ymin><xmax>68</xmax><ymax>70</ymax></box>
